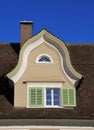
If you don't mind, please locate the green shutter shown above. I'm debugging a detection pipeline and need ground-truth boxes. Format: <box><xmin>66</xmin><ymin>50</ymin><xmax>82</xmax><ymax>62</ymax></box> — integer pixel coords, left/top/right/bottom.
<box><xmin>29</xmin><ymin>88</ymin><xmax>36</xmax><ymax>106</ymax></box>
<box><xmin>62</xmin><ymin>88</ymin><xmax>76</xmax><ymax>107</ymax></box>
<box><xmin>37</xmin><ymin>88</ymin><xmax>43</xmax><ymax>106</ymax></box>
<box><xmin>69</xmin><ymin>89</ymin><xmax>76</xmax><ymax>106</ymax></box>
<box><xmin>29</xmin><ymin>87</ymin><xmax>44</xmax><ymax>107</ymax></box>
<box><xmin>62</xmin><ymin>89</ymin><xmax>68</xmax><ymax>106</ymax></box>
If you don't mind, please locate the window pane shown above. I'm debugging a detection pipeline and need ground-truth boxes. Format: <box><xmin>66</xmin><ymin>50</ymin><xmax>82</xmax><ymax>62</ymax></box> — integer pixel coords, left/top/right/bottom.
<box><xmin>47</xmin><ymin>101</ymin><xmax>51</xmax><ymax>105</ymax></box>
<box><xmin>46</xmin><ymin>89</ymin><xmax>52</xmax><ymax>105</ymax></box>
<box><xmin>39</xmin><ymin>56</ymin><xmax>51</xmax><ymax>62</ymax></box>
<box><xmin>54</xmin><ymin>101</ymin><xmax>59</xmax><ymax>105</ymax></box>
<box><xmin>53</xmin><ymin>89</ymin><xmax>59</xmax><ymax>105</ymax></box>
<box><xmin>54</xmin><ymin>95</ymin><xmax>59</xmax><ymax>100</ymax></box>
<box><xmin>46</xmin><ymin>89</ymin><xmax>51</xmax><ymax>95</ymax></box>
<box><xmin>47</xmin><ymin>95</ymin><xmax>51</xmax><ymax>100</ymax></box>
<box><xmin>54</xmin><ymin>89</ymin><xmax>59</xmax><ymax>94</ymax></box>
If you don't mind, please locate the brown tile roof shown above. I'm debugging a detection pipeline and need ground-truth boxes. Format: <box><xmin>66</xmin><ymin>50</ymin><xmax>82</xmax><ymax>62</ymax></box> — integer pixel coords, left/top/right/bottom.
<box><xmin>0</xmin><ymin>43</ymin><xmax>20</xmax><ymax>76</ymax></box>
<box><xmin>0</xmin><ymin>43</ymin><xmax>94</xmax><ymax>120</ymax></box>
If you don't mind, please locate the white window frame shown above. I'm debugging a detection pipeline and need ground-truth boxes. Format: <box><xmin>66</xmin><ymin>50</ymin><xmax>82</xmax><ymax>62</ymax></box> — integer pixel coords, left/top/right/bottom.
<box><xmin>35</xmin><ymin>54</ymin><xmax>53</xmax><ymax>63</ymax></box>
<box><xmin>46</xmin><ymin>88</ymin><xmax>60</xmax><ymax>107</ymax></box>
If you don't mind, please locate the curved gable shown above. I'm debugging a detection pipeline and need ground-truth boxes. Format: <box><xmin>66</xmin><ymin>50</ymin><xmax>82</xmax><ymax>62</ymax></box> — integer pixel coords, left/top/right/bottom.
<box><xmin>7</xmin><ymin>29</ymin><xmax>82</xmax><ymax>87</ymax></box>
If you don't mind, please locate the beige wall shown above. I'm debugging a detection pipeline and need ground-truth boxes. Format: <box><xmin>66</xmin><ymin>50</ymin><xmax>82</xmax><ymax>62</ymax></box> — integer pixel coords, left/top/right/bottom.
<box><xmin>14</xmin><ymin>42</ymin><xmax>72</xmax><ymax>107</ymax></box>
<box><xmin>21</xmin><ymin>42</ymin><xmax>68</xmax><ymax>82</ymax></box>
<box><xmin>14</xmin><ymin>83</ymin><xmax>27</xmax><ymax>107</ymax></box>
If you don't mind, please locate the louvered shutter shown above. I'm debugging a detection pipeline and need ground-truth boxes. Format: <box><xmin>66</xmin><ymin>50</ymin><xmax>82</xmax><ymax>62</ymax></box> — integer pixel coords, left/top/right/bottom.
<box><xmin>69</xmin><ymin>89</ymin><xmax>76</xmax><ymax>106</ymax></box>
<box><xmin>62</xmin><ymin>88</ymin><xmax>76</xmax><ymax>107</ymax></box>
<box><xmin>29</xmin><ymin>88</ymin><xmax>36</xmax><ymax>107</ymax></box>
<box><xmin>62</xmin><ymin>89</ymin><xmax>68</xmax><ymax>106</ymax></box>
<box><xmin>29</xmin><ymin>87</ymin><xmax>44</xmax><ymax>107</ymax></box>
<box><xmin>37</xmin><ymin>88</ymin><xmax>43</xmax><ymax>106</ymax></box>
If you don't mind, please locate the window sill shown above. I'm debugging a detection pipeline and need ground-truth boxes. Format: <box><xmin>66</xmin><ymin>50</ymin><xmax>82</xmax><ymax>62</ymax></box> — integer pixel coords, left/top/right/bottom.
<box><xmin>26</xmin><ymin>106</ymin><xmax>75</xmax><ymax>109</ymax></box>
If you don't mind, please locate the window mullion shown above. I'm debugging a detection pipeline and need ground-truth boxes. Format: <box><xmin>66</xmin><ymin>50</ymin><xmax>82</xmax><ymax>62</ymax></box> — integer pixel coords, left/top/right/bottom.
<box><xmin>52</xmin><ymin>89</ymin><xmax>54</xmax><ymax>106</ymax></box>
<box><xmin>68</xmin><ymin>89</ymin><xmax>69</xmax><ymax>105</ymax></box>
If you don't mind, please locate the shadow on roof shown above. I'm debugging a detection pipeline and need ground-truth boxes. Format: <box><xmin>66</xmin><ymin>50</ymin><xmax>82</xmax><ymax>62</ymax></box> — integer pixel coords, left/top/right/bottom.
<box><xmin>0</xmin><ymin>74</ymin><xmax>14</xmax><ymax>106</ymax></box>
<box><xmin>10</xmin><ymin>43</ymin><xmax>20</xmax><ymax>55</ymax></box>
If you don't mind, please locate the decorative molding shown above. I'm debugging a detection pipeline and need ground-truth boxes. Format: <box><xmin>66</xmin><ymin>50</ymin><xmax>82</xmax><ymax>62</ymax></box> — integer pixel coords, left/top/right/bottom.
<box><xmin>7</xmin><ymin>29</ymin><xmax>82</xmax><ymax>86</ymax></box>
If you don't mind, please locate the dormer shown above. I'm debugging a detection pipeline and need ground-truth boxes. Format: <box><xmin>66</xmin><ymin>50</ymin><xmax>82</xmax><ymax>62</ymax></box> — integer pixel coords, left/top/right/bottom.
<box><xmin>7</xmin><ymin>23</ymin><xmax>82</xmax><ymax>108</ymax></box>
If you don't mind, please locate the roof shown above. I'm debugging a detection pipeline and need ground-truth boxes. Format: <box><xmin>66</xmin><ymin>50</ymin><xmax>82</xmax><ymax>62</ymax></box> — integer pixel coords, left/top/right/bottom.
<box><xmin>0</xmin><ymin>43</ymin><xmax>20</xmax><ymax>76</ymax></box>
<box><xmin>0</xmin><ymin>119</ymin><xmax>94</xmax><ymax>127</ymax></box>
<box><xmin>0</xmin><ymin>43</ymin><xmax>94</xmax><ymax>122</ymax></box>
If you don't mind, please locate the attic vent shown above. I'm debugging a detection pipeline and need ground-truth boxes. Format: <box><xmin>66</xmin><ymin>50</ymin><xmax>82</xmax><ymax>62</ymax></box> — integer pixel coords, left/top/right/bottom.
<box><xmin>36</xmin><ymin>54</ymin><xmax>53</xmax><ymax>63</ymax></box>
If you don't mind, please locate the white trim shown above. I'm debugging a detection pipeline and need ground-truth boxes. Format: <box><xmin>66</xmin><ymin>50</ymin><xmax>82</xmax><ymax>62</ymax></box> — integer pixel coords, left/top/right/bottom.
<box><xmin>10</xmin><ymin>36</ymin><xmax>44</xmax><ymax>83</ymax></box>
<box><xmin>27</xmin><ymin>86</ymin><xmax>29</xmax><ymax>108</ymax></box>
<box><xmin>10</xmin><ymin>35</ymin><xmax>78</xmax><ymax>84</ymax></box>
<box><xmin>44</xmin><ymin>87</ymin><xmax>46</xmax><ymax>106</ymax></box>
<box><xmin>27</xmin><ymin>82</ymin><xmax>63</xmax><ymax>88</ymax></box>
<box><xmin>0</xmin><ymin>125</ymin><xmax>94</xmax><ymax>129</ymax></box>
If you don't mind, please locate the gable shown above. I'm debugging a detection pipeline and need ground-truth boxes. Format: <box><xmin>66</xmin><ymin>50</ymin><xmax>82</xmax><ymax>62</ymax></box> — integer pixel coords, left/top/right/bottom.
<box><xmin>7</xmin><ymin>29</ymin><xmax>82</xmax><ymax>87</ymax></box>
<box><xmin>23</xmin><ymin>42</ymin><xmax>66</xmax><ymax>82</ymax></box>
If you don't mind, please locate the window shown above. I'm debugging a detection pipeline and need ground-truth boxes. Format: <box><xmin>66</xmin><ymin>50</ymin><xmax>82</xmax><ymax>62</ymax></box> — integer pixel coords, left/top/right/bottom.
<box><xmin>36</xmin><ymin>54</ymin><xmax>53</xmax><ymax>63</ymax></box>
<box><xmin>46</xmin><ymin>88</ymin><xmax>59</xmax><ymax>106</ymax></box>
<box><xmin>28</xmin><ymin>86</ymin><xmax>76</xmax><ymax>108</ymax></box>
<box><xmin>39</xmin><ymin>56</ymin><xmax>51</xmax><ymax>62</ymax></box>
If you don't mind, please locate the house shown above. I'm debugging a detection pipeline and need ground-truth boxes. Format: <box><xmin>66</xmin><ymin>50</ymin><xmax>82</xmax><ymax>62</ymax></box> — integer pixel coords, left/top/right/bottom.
<box><xmin>0</xmin><ymin>21</ymin><xmax>94</xmax><ymax>130</ymax></box>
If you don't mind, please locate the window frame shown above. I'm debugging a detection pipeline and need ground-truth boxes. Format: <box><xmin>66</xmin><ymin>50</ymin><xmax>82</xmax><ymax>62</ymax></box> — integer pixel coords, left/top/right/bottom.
<box><xmin>35</xmin><ymin>54</ymin><xmax>53</xmax><ymax>64</ymax></box>
<box><xmin>46</xmin><ymin>88</ymin><xmax>60</xmax><ymax>107</ymax></box>
<box><xmin>27</xmin><ymin>83</ymin><xmax>76</xmax><ymax>108</ymax></box>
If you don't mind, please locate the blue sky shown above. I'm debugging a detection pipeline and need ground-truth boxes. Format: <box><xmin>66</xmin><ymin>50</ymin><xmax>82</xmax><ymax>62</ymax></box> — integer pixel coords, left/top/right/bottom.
<box><xmin>0</xmin><ymin>0</ymin><xmax>94</xmax><ymax>43</ymax></box>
